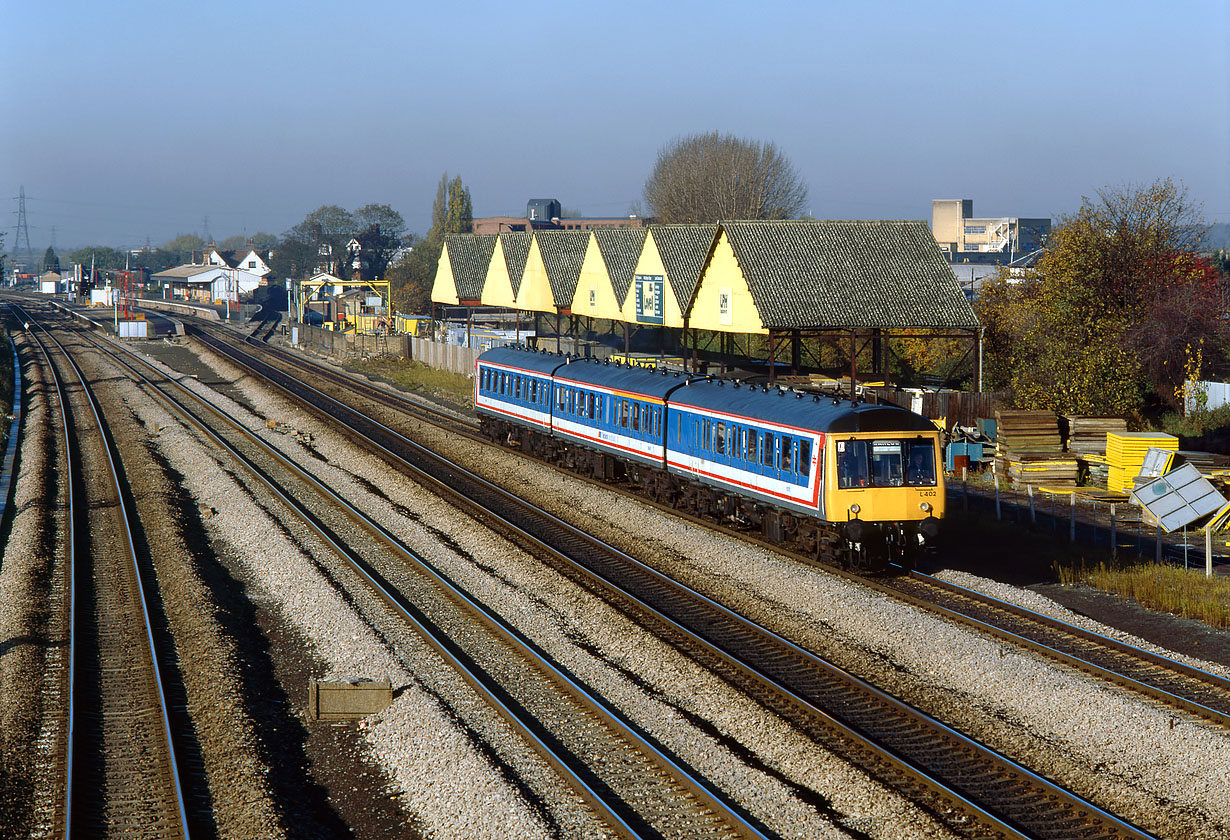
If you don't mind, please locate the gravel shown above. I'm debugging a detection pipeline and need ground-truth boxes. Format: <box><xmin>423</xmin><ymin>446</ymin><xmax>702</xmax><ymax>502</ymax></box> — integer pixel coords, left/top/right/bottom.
<box><xmin>136</xmin><ymin>335</ymin><xmax>1230</xmax><ymax>839</ymax></box>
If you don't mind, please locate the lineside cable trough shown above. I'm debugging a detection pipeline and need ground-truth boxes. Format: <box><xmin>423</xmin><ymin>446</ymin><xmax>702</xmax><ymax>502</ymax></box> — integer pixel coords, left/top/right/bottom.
<box><xmin>308</xmin><ymin>678</ymin><xmax>393</xmax><ymax>721</ymax></box>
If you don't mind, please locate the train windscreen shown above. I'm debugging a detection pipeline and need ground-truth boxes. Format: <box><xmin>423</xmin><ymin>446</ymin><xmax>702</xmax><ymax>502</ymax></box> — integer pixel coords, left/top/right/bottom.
<box><xmin>836</xmin><ymin>439</ymin><xmax>936</xmax><ymax>488</ymax></box>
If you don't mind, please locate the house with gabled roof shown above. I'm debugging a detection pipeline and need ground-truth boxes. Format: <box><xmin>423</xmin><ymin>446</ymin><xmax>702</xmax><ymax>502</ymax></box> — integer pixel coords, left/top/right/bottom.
<box><xmin>237</xmin><ymin>248</ymin><xmax>272</xmax><ymax>279</ymax></box>
<box><xmin>431</xmin><ymin>234</ymin><xmax>498</xmax><ymax>306</ymax></box>
<box><xmin>572</xmin><ymin>227</ymin><xmax>648</xmax><ymax>322</ymax></box>
<box><xmin>480</xmin><ymin>232</ymin><xmax>532</xmax><ymax>308</ymax></box>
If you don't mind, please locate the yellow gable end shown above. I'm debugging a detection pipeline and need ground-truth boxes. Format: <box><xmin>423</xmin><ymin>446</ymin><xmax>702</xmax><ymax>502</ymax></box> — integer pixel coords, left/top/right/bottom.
<box><xmin>623</xmin><ymin>232</ymin><xmax>685</xmax><ymax>328</ymax></box>
<box><xmin>481</xmin><ymin>238</ymin><xmax>517</xmax><ymax>307</ymax></box>
<box><xmin>515</xmin><ymin>237</ymin><xmax>558</xmax><ymax>314</ymax></box>
<box><xmin>574</xmin><ymin>236</ymin><xmax>625</xmax><ymax>320</ymax></box>
<box><xmin>689</xmin><ymin>231</ymin><xmax>766</xmax><ymax>334</ymax></box>
<box><xmin>429</xmin><ymin>245</ymin><xmax>459</xmax><ymax>305</ymax></box>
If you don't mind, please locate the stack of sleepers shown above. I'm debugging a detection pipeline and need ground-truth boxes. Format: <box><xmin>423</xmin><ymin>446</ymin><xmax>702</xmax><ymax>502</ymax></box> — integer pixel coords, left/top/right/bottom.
<box><xmin>995</xmin><ymin>410</ymin><xmax>1077</xmax><ymax>487</ymax></box>
<box><xmin>1061</xmin><ymin>415</ymin><xmax>1128</xmax><ymax>455</ymax></box>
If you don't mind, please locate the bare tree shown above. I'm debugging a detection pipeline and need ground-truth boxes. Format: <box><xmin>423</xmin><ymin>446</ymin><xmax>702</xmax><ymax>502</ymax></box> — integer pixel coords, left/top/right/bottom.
<box><xmin>643</xmin><ymin>131</ymin><xmax>808</xmax><ymax>223</ymax></box>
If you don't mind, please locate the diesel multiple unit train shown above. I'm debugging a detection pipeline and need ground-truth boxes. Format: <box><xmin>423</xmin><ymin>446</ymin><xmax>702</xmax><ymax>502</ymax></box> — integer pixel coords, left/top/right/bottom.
<box><xmin>475</xmin><ymin>346</ymin><xmax>944</xmax><ymax>572</ymax></box>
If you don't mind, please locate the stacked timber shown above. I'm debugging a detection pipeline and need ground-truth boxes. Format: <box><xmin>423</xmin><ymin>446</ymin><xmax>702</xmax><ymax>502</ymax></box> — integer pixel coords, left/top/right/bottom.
<box><xmin>994</xmin><ymin>410</ymin><xmax>1078</xmax><ymax>488</ymax></box>
<box><xmin>1061</xmin><ymin>416</ymin><xmax>1128</xmax><ymax>455</ymax></box>
<box><xmin>1106</xmin><ymin>432</ymin><xmax>1178</xmax><ymax>493</ymax></box>
<box><xmin>1175</xmin><ymin>450</ymin><xmax>1230</xmax><ymax>474</ymax></box>
<box><xmin>1060</xmin><ymin>416</ymin><xmax>1128</xmax><ymax>489</ymax></box>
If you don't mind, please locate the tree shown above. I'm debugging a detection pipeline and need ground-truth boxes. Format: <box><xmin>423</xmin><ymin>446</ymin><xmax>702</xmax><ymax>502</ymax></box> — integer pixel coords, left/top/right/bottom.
<box><xmin>354</xmin><ymin>204</ymin><xmax>406</xmax><ymax>244</ymax></box>
<box><xmin>43</xmin><ymin>246</ymin><xmax>60</xmax><ymax>274</ymax></box>
<box><xmin>352</xmin><ymin>223</ymin><xmax>403</xmax><ymax>280</ymax></box>
<box><xmin>643</xmin><ymin>131</ymin><xmax>808</xmax><ymax>223</ymax></box>
<box><xmin>388</xmin><ymin>174</ymin><xmax>472</xmax><ymax>314</ymax></box>
<box><xmin>272</xmin><ymin>205</ymin><xmax>357</xmax><ymax>280</ymax></box>
<box><xmin>163</xmin><ymin>233</ymin><xmax>205</xmax><ymax>256</ymax></box>
<box><xmin>444</xmin><ymin>176</ymin><xmax>473</xmax><ymax>236</ymax></box>
<box><xmin>976</xmin><ymin>178</ymin><xmax>1229</xmax><ymax>417</ymax></box>
<box><xmin>218</xmin><ymin>232</ymin><xmax>278</xmax><ymax>252</ymax></box>
<box><xmin>67</xmin><ymin>246</ymin><xmax>127</xmax><ymax>271</ymax></box>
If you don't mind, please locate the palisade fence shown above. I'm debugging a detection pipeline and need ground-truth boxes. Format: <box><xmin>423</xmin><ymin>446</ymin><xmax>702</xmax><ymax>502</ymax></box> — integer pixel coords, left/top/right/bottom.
<box><xmin>292</xmin><ymin>325</ymin><xmax>480</xmax><ymax>377</ymax></box>
<box><xmin>951</xmin><ymin>470</ymin><xmax>1226</xmax><ymax>574</ymax></box>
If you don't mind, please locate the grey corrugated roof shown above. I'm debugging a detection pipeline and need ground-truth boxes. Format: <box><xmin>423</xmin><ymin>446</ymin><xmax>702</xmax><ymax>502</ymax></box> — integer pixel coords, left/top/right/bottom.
<box><xmin>533</xmin><ymin>230</ymin><xmax>590</xmax><ymax>307</ymax></box>
<box><xmin>719</xmin><ymin>220</ymin><xmax>980</xmax><ymax>330</ymax></box>
<box><xmin>445</xmin><ymin>234</ymin><xmax>497</xmax><ymax>302</ymax></box>
<box><xmin>647</xmin><ymin>224</ymin><xmax>718</xmax><ymax>307</ymax></box>
<box><xmin>498</xmin><ymin>232</ymin><xmax>532</xmax><ymax>295</ymax></box>
<box><xmin>593</xmin><ymin>227</ymin><xmax>648</xmax><ymax>304</ymax></box>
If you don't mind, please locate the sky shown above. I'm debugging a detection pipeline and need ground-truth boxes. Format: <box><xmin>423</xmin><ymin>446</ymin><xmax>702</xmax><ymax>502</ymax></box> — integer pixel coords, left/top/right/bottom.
<box><xmin>4</xmin><ymin>0</ymin><xmax>1228</xmax><ymax>256</ymax></box>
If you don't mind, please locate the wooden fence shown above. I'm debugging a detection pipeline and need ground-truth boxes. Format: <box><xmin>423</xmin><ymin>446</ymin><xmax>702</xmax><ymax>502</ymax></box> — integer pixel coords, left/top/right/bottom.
<box><xmin>866</xmin><ymin>386</ymin><xmax>995</xmax><ymax>429</ymax></box>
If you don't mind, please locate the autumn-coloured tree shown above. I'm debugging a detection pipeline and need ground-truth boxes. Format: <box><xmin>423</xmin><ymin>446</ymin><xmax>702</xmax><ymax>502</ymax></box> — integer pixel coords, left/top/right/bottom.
<box><xmin>388</xmin><ymin>173</ymin><xmax>473</xmax><ymax>314</ymax></box>
<box><xmin>976</xmin><ymin>178</ymin><xmax>1229</xmax><ymax>417</ymax></box>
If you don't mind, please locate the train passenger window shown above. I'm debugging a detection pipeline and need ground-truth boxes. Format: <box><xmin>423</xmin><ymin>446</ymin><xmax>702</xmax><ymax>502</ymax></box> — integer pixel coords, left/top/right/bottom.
<box><xmin>762</xmin><ymin>433</ymin><xmax>775</xmax><ymax>467</ymax></box>
<box><xmin>530</xmin><ymin>380</ymin><xmax>537</xmax><ymax>403</ymax></box>
<box><xmin>620</xmin><ymin>401</ymin><xmax>629</xmax><ymax>428</ymax></box>
<box><xmin>715</xmin><ymin>423</ymin><xmax>725</xmax><ymax>455</ymax></box>
<box><xmin>800</xmin><ymin>439</ymin><xmax>811</xmax><ymax>477</ymax></box>
<box><xmin>632</xmin><ymin>403</ymin><xmax>640</xmax><ymax>431</ymax></box>
<box><xmin>514</xmin><ymin>376</ymin><xmax>521</xmax><ymax>400</ymax></box>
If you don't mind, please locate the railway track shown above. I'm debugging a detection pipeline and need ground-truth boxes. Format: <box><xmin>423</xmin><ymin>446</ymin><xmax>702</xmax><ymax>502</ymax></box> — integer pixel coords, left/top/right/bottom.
<box><xmin>76</xmin><ymin>317</ymin><xmax>768</xmax><ymax>839</ymax></box>
<box><xmin>18</xmin><ymin>306</ymin><xmax>191</xmax><ymax>838</ymax></box>
<box><xmin>202</xmin><ymin>323</ymin><xmax>1230</xmax><ymax>731</ymax></box>
<box><xmin>184</xmin><ymin>323</ymin><xmax>1161</xmax><ymax>839</ymax></box>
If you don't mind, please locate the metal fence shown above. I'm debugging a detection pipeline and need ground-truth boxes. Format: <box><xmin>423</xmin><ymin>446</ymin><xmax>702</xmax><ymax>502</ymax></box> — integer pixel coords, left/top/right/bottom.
<box><xmin>950</xmin><ymin>471</ymin><xmax>1226</xmax><ymax>575</ymax></box>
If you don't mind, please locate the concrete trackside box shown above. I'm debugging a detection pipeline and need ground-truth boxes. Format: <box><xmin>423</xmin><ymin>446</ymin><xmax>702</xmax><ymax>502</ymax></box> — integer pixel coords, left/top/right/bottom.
<box><xmin>309</xmin><ymin>678</ymin><xmax>393</xmax><ymax>720</ymax></box>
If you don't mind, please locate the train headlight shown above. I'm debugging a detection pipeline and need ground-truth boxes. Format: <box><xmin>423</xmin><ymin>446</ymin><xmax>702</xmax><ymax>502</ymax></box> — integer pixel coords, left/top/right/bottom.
<box><xmin>849</xmin><ymin>503</ymin><xmax>860</xmax><ymax>516</ymax></box>
<box><xmin>920</xmin><ymin>501</ymin><xmax>931</xmax><ymax>513</ymax></box>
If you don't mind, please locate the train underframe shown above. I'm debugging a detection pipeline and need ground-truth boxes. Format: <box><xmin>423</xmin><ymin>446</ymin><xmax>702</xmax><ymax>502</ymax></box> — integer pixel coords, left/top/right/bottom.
<box><xmin>481</xmin><ymin>418</ymin><xmax>928</xmax><ymax>574</ymax></box>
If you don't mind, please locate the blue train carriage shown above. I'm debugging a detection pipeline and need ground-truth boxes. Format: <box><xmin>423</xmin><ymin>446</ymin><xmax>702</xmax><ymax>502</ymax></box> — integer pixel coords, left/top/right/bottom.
<box><xmin>474</xmin><ymin>347</ymin><xmax>565</xmax><ymax>452</ymax></box>
<box><xmin>666</xmin><ymin>381</ymin><xmax>943</xmax><ymax>571</ymax></box>
<box><xmin>551</xmin><ymin>356</ymin><xmax>698</xmax><ymax>480</ymax></box>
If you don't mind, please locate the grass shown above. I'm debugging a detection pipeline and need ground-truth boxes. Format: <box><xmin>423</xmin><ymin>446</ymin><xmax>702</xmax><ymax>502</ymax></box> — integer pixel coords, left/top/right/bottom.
<box><xmin>342</xmin><ymin>356</ymin><xmax>473</xmax><ymax>408</ymax></box>
<box><xmin>1055</xmin><ymin>559</ymin><xmax>1230</xmax><ymax>628</ymax></box>
<box><xmin>946</xmin><ymin>502</ymin><xmax>1230</xmax><ymax>629</ymax></box>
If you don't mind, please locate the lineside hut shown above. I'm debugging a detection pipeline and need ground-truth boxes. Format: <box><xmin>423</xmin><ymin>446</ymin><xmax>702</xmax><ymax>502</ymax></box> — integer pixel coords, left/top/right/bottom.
<box><xmin>622</xmin><ymin>224</ymin><xmax>719</xmax><ymax>359</ymax></box>
<box><xmin>686</xmin><ymin>220</ymin><xmax>982</xmax><ymax>390</ymax></box>
<box><xmin>572</xmin><ymin>227</ymin><xmax>649</xmax><ymax>347</ymax></box>
<box><xmin>431</xmin><ymin>233</ymin><xmax>497</xmax><ymax>344</ymax></box>
<box><xmin>516</xmin><ymin>230</ymin><xmax>590</xmax><ymax>352</ymax></box>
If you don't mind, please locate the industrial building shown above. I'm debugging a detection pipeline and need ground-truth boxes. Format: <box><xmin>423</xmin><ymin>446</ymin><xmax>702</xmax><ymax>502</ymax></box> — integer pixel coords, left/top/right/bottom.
<box><xmin>931</xmin><ymin>199</ymin><xmax>1050</xmax><ymax>262</ymax></box>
